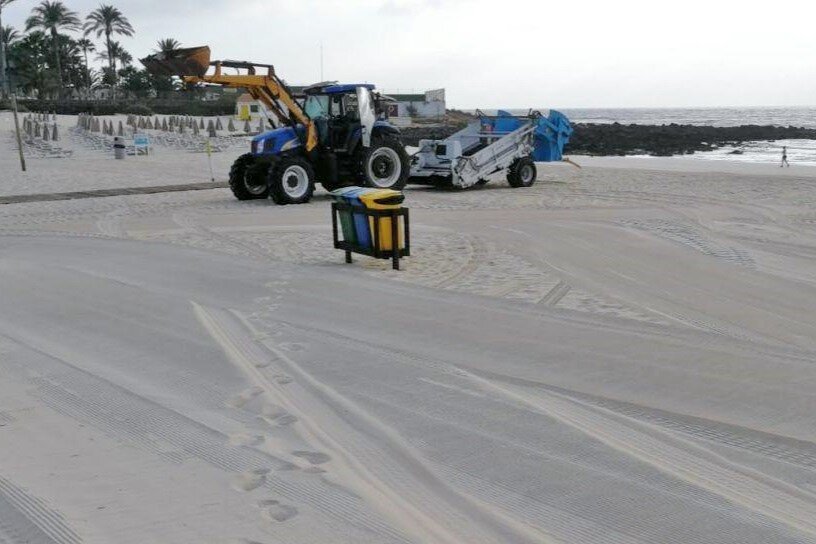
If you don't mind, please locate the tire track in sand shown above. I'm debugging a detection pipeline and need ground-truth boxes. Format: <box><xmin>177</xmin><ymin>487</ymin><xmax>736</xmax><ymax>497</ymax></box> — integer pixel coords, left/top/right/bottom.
<box><xmin>1</xmin><ymin>332</ymin><xmax>402</xmax><ymax>542</ymax></box>
<box><xmin>192</xmin><ymin>302</ymin><xmax>553</xmax><ymax>544</ymax></box>
<box><xmin>461</xmin><ymin>369</ymin><xmax>816</xmax><ymax>539</ymax></box>
<box><xmin>0</xmin><ymin>476</ymin><xmax>81</xmax><ymax>544</ymax></box>
<box><xmin>172</xmin><ymin>213</ymin><xmax>271</xmax><ymax>261</ymax></box>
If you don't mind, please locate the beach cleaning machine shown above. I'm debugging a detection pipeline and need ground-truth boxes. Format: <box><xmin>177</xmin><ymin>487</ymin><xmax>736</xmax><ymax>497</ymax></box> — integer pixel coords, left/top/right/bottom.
<box><xmin>409</xmin><ymin>110</ymin><xmax>573</xmax><ymax>189</ymax></box>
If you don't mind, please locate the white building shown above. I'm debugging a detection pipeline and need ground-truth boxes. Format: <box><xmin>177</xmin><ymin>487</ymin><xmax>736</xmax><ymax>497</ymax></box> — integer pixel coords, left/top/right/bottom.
<box><xmin>384</xmin><ymin>89</ymin><xmax>446</xmax><ymax>120</ymax></box>
<box><xmin>235</xmin><ymin>93</ymin><xmax>263</xmax><ymax>121</ymax></box>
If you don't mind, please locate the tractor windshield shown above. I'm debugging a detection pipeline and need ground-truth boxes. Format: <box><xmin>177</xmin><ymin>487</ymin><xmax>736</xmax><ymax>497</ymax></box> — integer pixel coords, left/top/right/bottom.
<box><xmin>304</xmin><ymin>95</ymin><xmax>330</xmax><ymax>120</ymax></box>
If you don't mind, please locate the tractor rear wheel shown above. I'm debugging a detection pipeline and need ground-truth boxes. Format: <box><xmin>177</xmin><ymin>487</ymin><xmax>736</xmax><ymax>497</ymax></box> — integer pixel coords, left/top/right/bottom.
<box><xmin>269</xmin><ymin>157</ymin><xmax>315</xmax><ymax>205</ymax></box>
<box><xmin>362</xmin><ymin>138</ymin><xmax>410</xmax><ymax>191</ymax></box>
<box><xmin>507</xmin><ymin>157</ymin><xmax>537</xmax><ymax>188</ymax></box>
<box><xmin>229</xmin><ymin>154</ymin><xmax>269</xmax><ymax>200</ymax></box>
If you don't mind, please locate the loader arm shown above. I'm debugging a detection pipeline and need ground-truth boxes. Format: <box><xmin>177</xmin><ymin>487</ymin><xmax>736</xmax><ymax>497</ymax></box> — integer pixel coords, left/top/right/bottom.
<box><xmin>184</xmin><ymin>61</ymin><xmax>318</xmax><ymax>152</ymax></box>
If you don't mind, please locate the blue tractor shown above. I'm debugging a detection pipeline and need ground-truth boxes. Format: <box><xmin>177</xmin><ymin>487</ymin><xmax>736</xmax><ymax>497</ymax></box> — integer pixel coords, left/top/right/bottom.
<box><xmin>235</xmin><ymin>83</ymin><xmax>410</xmax><ymax>204</ymax></box>
<box><xmin>140</xmin><ymin>49</ymin><xmax>410</xmax><ymax>205</ymax></box>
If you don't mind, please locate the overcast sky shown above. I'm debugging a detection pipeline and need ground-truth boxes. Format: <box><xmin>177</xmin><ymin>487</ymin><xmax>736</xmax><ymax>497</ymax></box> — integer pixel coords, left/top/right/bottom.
<box><xmin>2</xmin><ymin>0</ymin><xmax>814</xmax><ymax>108</ymax></box>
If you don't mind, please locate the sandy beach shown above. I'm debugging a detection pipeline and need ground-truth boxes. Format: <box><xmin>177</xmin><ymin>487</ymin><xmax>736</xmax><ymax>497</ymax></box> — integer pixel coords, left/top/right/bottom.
<box><xmin>3</xmin><ymin>112</ymin><xmax>816</xmax><ymax>543</ymax></box>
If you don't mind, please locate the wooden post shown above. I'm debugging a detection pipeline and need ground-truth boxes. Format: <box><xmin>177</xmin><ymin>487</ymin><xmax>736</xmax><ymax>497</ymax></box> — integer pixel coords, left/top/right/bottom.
<box><xmin>205</xmin><ymin>139</ymin><xmax>215</xmax><ymax>182</ymax></box>
<box><xmin>10</xmin><ymin>93</ymin><xmax>26</xmax><ymax>172</ymax></box>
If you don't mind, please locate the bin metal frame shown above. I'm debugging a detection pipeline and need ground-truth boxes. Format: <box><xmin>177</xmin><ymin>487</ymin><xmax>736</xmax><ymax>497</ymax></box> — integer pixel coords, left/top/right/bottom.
<box><xmin>331</xmin><ymin>202</ymin><xmax>410</xmax><ymax>270</ymax></box>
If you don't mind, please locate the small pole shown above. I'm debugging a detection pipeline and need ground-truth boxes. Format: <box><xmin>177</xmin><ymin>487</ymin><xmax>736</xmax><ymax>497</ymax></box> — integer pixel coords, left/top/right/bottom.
<box><xmin>11</xmin><ymin>93</ymin><xmax>26</xmax><ymax>172</ymax></box>
<box><xmin>391</xmin><ymin>209</ymin><xmax>399</xmax><ymax>271</ymax></box>
<box><xmin>206</xmin><ymin>138</ymin><xmax>215</xmax><ymax>182</ymax></box>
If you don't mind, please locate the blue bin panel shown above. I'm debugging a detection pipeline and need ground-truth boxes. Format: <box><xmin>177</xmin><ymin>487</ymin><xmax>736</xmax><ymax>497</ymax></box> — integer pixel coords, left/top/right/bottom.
<box><xmin>336</xmin><ymin>187</ymin><xmax>375</xmax><ymax>248</ymax></box>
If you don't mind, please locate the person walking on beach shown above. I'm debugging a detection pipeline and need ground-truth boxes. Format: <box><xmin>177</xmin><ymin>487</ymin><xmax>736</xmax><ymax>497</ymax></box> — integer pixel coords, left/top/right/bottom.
<box><xmin>781</xmin><ymin>146</ymin><xmax>790</xmax><ymax>167</ymax></box>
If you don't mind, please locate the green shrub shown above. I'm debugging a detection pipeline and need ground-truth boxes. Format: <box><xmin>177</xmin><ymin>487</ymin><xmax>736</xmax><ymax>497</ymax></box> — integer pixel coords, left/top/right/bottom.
<box><xmin>15</xmin><ymin>98</ymin><xmax>237</xmax><ymax>117</ymax></box>
<box><xmin>126</xmin><ymin>104</ymin><xmax>154</xmax><ymax>116</ymax></box>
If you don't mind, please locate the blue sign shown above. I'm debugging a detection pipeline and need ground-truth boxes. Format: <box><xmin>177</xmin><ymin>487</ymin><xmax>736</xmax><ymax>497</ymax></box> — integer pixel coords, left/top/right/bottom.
<box><xmin>133</xmin><ymin>134</ymin><xmax>150</xmax><ymax>155</ymax></box>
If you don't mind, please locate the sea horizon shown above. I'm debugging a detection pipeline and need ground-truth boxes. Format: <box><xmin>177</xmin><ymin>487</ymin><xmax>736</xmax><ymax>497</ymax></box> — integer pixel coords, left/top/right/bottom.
<box><xmin>468</xmin><ymin>106</ymin><xmax>816</xmax><ymax>129</ymax></box>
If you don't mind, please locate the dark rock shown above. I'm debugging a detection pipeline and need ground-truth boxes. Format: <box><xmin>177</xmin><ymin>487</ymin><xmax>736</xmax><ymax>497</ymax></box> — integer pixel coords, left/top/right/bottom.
<box><xmin>400</xmin><ymin>125</ymin><xmax>462</xmax><ymax>147</ymax></box>
<box><xmin>565</xmin><ymin>124</ymin><xmax>816</xmax><ymax>157</ymax></box>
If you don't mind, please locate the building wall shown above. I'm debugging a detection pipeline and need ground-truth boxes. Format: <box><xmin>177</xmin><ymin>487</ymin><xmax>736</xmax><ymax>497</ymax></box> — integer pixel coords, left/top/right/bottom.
<box><xmin>394</xmin><ymin>101</ymin><xmax>445</xmax><ymax>118</ymax></box>
<box><xmin>386</xmin><ymin>89</ymin><xmax>446</xmax><ymax>120</ymax></box>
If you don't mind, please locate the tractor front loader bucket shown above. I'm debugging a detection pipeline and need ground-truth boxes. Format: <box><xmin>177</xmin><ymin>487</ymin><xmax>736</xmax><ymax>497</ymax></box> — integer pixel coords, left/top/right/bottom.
<box><xmin>140</xmin><ymin>46</ymin><xmax>211</xmax><ymax>78</ymax></box>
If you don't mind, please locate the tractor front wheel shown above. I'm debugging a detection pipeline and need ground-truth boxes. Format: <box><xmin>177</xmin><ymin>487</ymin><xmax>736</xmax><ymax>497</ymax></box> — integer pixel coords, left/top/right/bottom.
<box><xmin>362</xmin><ymin>138</ymin><xmax>410</xmax><ymax>191</ymax></box>
<box><xmin>229</xmin><ymin>154</ymin><xmax>269</xmax><ymax>200</ymax></box>
<box><xmin>269</xmin><ymin>157</ymin><xmax>315</xmax><ymax>205</ymax></box>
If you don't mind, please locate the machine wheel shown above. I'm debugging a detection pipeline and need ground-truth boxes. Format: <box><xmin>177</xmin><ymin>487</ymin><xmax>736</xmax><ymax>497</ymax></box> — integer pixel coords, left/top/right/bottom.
<box><xmin>269</xmin><ymin>157</ymin><xmax>315</xmax><ymax>205</ymax></box>
<box><xmin>362</xmin><ymin>138</ymin><xmax>410</xmax><ymax>190</ymax></box>
<box><xmin>229</xmin><ymin>153</ymin><xmax>269</xmax><ymax>200</ymax></box>
<box><xmin>507</xmin><ymin>157</ymin><xmax>537</xmax><ymax>188</ymax></box>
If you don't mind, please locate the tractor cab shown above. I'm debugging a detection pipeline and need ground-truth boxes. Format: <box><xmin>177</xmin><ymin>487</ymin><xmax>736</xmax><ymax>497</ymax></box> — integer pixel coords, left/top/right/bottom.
<box><xmin>303</xmin><ymin>84</ymin><xmax>379</xmax><ymax>153</ymax></box>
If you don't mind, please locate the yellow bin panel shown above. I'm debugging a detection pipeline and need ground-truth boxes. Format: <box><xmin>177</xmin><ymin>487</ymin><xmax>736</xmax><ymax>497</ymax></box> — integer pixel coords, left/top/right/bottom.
<box><xmin>359</xmin><ymin>189</ymin><xmax>405</xmax><ymax>252</ymax></box>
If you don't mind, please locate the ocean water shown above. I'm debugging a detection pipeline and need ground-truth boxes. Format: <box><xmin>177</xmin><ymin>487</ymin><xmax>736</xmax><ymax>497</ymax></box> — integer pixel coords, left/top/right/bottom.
<box><xmin>689</xmin><ymin>139</ymin><xmax>816</xmax><ymax>166</ymax></box>
<box><xmin>491</xmin><ymin>106</ymin><xmax>816</xmax><ymax>165</ymax></box>
<box><xmin>493</xmin><ymin>106</ymin><xmax>816</xmax><ymax>129</ymax></box>
<box><xmin>558</xmin><ymin>106</ymin><xmax>816</xmax><ymax>129</ymax></box>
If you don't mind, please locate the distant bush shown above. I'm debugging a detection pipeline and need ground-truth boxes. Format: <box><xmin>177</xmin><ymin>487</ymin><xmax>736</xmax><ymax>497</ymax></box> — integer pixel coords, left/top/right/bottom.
<box><xmin>15</xmin><ymin>98</ymin><xmax>237</xmax><ymax>117</ymax></box>
<box><xmin>0</xmin><ymin>100</ymin><xmax>29</xmax><ymax>112</ymax></box>
<box><xmin>127</xmin><ymin>104</ymin><xmax>154</xmax><ymax>116</ymax></box>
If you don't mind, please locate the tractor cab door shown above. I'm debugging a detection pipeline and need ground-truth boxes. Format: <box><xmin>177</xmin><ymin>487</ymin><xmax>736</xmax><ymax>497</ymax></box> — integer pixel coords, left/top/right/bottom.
<box><xmin>327</xmin><ymin>93</ymin><xmax>355</xmax><ymax>152</ymax></box>
<box><xmin>356</xmin><ymin>86</ymin><xmax>376</xmax><ymax>148</ymax></box>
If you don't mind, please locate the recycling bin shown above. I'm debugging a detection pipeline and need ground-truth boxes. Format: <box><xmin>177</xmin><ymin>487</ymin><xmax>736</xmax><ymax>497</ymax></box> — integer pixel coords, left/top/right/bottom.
<box><xmin>358</xmin><ymin>189</ymin><xmax>405</xmax><ymax>252</ymax></box>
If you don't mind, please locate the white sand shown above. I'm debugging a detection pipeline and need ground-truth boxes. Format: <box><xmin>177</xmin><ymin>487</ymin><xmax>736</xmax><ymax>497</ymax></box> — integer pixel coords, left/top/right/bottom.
<box><xmin>1</xmin><ymin>112</ymin><xmax>246</xmax><ymax>197</ymax></box>
<box><xmin>3</xmin><ymin>116</ymin><xmax>816</xmax><ymax>543</ymax></box>
<box><xmin>577</xmin><ymin>154</ymin><xmax>816</xmax><ymax>178</ymax></box>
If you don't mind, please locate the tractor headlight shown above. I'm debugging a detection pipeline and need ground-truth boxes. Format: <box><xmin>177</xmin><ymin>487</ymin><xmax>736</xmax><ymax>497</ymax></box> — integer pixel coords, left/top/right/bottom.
<box><xmin>280</xmin><ymin>138</ymin><xmax>298</xmax><ymax>152</ymax></box>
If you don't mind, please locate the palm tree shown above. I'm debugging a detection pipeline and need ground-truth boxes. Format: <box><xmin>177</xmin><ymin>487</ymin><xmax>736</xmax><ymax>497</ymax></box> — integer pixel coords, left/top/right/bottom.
<box><xmin>156</xmin><ymin>38</ymin><xmax>181</xmax><ymax>53</ymax></box>
<box><xmin>25</xmin><ymin>1</ymin><xmax>81</xmax><ymax>95</ymax></box>
<box><xmin>84</xmin><ymin>5</ymin><xmax>133</xmax><ymax>95</ymax></box>
<box><xmin>155</xmin><ymin>38</ymin><xmax>181</xmax><ymax>54</ymax></box>
<box><xmin>1</xmin><ymin>25</ymin><xmax>18</xmax><ymax>49</ymax></box>
<box><xmin>117</xmin><ymin>48</ymin><xmax>132</xmax><ymax>67</ymax></box>
<box><xmin>96</xmin><ymin>41</ymin><xmax>130</xmax><ymax>68</ymax></box>
<box><xmin>0</xmin><ymin>0</ymin><xmax>20</xmax><ymax>97</ymax></box>
<box><xmin>76</xmin><ymin>37</ymin><xmax>94</xmax><ymax>94</ymax></box>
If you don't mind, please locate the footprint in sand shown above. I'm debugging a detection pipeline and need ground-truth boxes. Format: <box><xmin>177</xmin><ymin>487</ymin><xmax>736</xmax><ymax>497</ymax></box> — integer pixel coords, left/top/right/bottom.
<box><xmin>228</xmin><ymin>433</ymin><xmax>264</xmax><ymax>447</ymax></box>
<box><xmin>273</xmin><ymin>375</ymin><xmax>293</xmax><ymax>385</ymax></box>
<box><xmin>292</xmin><ymin>451</ymin><xmax>331</xmax><ymax>465</ymax></box>
<box><xmin>261</xmin><ymin>413</ymin><xmax>298</xmax><ymax>427</ymax></box>
<box><xmin>226</xmin><ymin>386</ymin><xmax>264</xmax><ymax>409</ymax></box>
<box><xmin>261</xmin><ymin>404</ymin><xmax>298</xmax><ymax>427</ymax></box>
<box><xmin>257</xmin><ymin>500</ymin><xmax>298</xmax><ymax>523</ymax></box>
<box><xmin>278</xmin><ymin>342</ymin><xmax>305</xmax><ymax>352</ymax></box>
<box><xmin>232</xmin><ymin>468</ymin><xmax>270</xmax><ymax>492</ymax></box>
